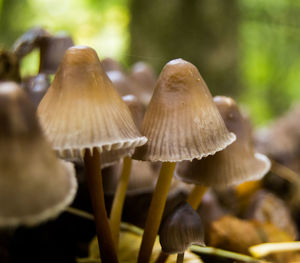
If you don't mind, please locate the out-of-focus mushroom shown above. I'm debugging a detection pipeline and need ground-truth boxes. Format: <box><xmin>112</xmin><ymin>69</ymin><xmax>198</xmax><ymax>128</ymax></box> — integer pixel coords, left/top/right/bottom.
<box><xmin>129</xmin><ymin>62</ymin><xmax>156</xmax><ymax>106</ymax></box>
<box><xmin>245</xmin><ymin>190</ymin><xmax>297</xmax><ymax>239</ymax></box>
<box><xmin>0</xmin><ymin>82</ymin><xmax>77</xmax><ymax>227</ymax></box>
<box><xmin>107</xmin><ymin>70</ymin><xmax>132</xmax><ymax>96</ymax></box>
<box><xmin>102</xmin><ymin>57</ymin><xmax>124</xmax><ymax>73</ymax></box>
<box><xmin>21</xmin><ymin>73</ymin><xmax>50</xmax><ymax>108</ymax></box>
<box><xmin>176</xmin><ymin>96</ymin><xmax>270</xmax><ymax>209</ymax></box>
<box><xmin>12</xmin><ymin>27</ymin><xmax>50</xmax><ymax>59</ymax></box>
<box><xmin>39</xmin><ymin>32</ymin><xmax>74</xmax><ymax>74</ymax></box>
<box><xmin>133</xmin><ymin>59</ymin><xmax>235</xmax><ymax>263</ymax></box>
<box><xmin>37</xmin><ymin>45</ymin><xmax>147</xmax><ymax>263</ymax></box>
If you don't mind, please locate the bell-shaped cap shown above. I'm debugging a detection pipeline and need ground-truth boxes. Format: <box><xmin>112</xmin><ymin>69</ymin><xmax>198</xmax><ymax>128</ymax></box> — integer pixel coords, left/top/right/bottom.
<box><xmin>37</xmin><ymin>46</ymin><xmax>147</xmax><ymax>158</ymax></box>
<box><xmin>0</xmin><ymin>82</ymin><xmax>77</xmax><ymax>227</ymax></box>
<box><xmin>129</xmin><ymin>62</ymin><xmax>156</xmax><ymax>105</ymax></box>
<box><xmin>176</xmin><ymin>96</ymin><xmax>271</xmax><ymax>187</ymax></box>
<box><xmin>159</xmin><ymin>202</ymin><xmax>205</xmax><ymax>254</ymax></box>
<box><xmin>133</xmin><ymin>59</ymin><xmax>235</xmax><ymax>162</ymax></box>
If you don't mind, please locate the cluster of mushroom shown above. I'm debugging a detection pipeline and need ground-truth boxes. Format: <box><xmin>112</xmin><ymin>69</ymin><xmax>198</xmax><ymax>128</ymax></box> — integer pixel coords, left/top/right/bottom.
<box><xmin>0</xmin><ymin>43</ymin><xmax>271</xmax><ymax>263</ymax></box>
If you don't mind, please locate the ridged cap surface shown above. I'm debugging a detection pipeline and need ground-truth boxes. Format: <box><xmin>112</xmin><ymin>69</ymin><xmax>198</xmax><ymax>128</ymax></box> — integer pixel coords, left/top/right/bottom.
<box><xmin>176</xmin><ymin>96</ymin><xmax>271</xmax><ymax>187</ymax></box>
<box><xmin>133</xmin><ymin>59</ymin><xmax>235</xmax><ymax>162</ymax></box>
<box><xmin>159</xmin><ymin>202</ymin><xmax>205</xmax><ymax>254</ymax></box>
<box><xmin>0</xmin><ymin>82</ymin><xmax>77</xmax><ymax>227</ymax></box>
<box><xmin>37</xmin><ymin>46</ymin><xmax>147</xmax><ymax>158</ymax></box>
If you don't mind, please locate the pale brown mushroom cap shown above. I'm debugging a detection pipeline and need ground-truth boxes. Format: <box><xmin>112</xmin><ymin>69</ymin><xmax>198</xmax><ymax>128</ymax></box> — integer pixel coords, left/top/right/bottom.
<box><xmin>133</xmin><ymin>59</ymin><xmax>235</xmax><ymax>162</ymax></box>
<box><xmin>37</xmin><ymin>46</ymin><xmax>147</xmax><ymax>158</ymax></box>
<box><xmin>0</xmin><ymin>82</ymin><xmax>77</xmax><ymax>227</ymax></box>
<box><xmin>129</xmin><ymin>62</ymin><xmax>156</xmax><ymax>105</ymax></box>
<box><xmin>176</xmin><ymin>96</ymin><xmax>271</xmax><ymax>188</ymax></box>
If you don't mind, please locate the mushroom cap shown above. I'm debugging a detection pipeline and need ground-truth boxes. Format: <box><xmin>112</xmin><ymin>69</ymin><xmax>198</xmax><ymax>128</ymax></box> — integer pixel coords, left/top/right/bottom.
<box><xmin>0</xmin><ymin>82</ymin><xmax>77</xmax><ymax>227</ymax></box>
<box><xmin>133</xmin><ymin>59</ymin><xmax>235</xmax><ymax>162</ymax></box>
<box><xmin>176</xmin><ymin>96</ymin><xmax>271</xmax><ymax>188</ymax></box>
<box><xmin>21</xmin><ymin>73</ymin><xmax>50</xmax><ymax>108</ymax></box>
<box><xmin>39</xmin><ymin>33</ymin><xmax>74</xmax><ymax>74</ymax></box>
<box><xmin>159</xmin><ymin>202</ymin><xmax>205</xmax><ymax>254</ymax></box>
<box><xmin>37</xmin><ymin>46</ymin><xmax>147</xmax><ymax>159</ymax></box>
<box><xmin>107</xmin><ymin>70</ymin><xmax>132</xmax><ymax>96</ymax></box>
<box><xmin>102</xmin><ymin>57</ymin><xmax>124</xmax><ymax>73</ymax></box>
<box><xmin>129</xmin><ymin>62</ymin><xmax>156</xmax><ymax>105</ymax></box>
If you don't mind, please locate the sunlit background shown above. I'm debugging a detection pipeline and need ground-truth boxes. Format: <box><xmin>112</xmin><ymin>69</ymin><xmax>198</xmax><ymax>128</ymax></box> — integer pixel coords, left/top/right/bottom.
<box><xmin>1</xmin><ymin>0</ymin><xmax>300</xmax><ymax>125</ymax></box>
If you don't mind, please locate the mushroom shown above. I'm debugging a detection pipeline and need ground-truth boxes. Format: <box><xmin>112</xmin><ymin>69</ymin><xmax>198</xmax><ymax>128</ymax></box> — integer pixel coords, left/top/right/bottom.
<box><xmin>37</xmin><ymin>46</ymin><xmax>147</xmax><ymax>263</ymax></box>
<box><xmin>0</xmin><ymin>82</ymin><xmax>77</xmax><ymax>227</ymax></box>
<box><xmin>133</xmin><ymin>59</ymin><xmax>235</xmax><ymax>263</ymax></box>
<box><xmin>176</xmin><ymin>96</ymin><xmax>271</xmax><ymax>209</ymax></box>
<box><xmin>129</xmin><ymin>61</ymin><xmax>156</xmax><ymax>106</ymax></box>
<box><xmin>159</xmin><ymin>202</ymin><xmax>205</xmax><ymax>263</ymax></box>
<box><xmin>102</xmin><ymin>57</ymin><xmax>124</xmax><ymax>73</ymax></box>
<box><xmin>21</xmin><ymin>73</ymin><xmax>50</xmax><ymax>108</ymax></box>
<box><xmin>12</xmin><ymin>27</ymin><xmax>50</xmax><ymax>60</ymax></box>
<box><xmin>106</xmin><ymin>70</ymin><xmax>132</xmax><ymax>97</ymax></box>
<box><xmin>39</xmin><ymin>32</ymin><xmax>74</xmax><ymax>74</ymax></box>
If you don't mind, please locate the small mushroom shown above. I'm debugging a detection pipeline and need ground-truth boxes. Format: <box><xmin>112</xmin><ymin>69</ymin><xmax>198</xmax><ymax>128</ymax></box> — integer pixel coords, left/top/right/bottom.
<box><xmin>0</xmin><ymin>82</ymin><xmax>77</xmax><ymax>227</ymax></box>
<box><xmin>133</xmin><ymin>59</ymin><xmax>235</xmax><ymax>263</ymax></box>
<box><xmin>159</xmin><ymin>202</ymin><xmax>205</xmax><ymax>262</ymax></box>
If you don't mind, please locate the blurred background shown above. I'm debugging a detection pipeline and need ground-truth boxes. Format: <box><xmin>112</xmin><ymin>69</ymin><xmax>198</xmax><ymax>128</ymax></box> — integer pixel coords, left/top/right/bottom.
<box><xmin>1</xmin><ymin>0</ymin><xmax>300</xmax><ymax>125</ymax></box>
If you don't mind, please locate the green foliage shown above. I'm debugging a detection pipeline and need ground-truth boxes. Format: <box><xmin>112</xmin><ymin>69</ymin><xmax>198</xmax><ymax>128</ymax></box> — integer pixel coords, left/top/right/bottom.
<box><xmin>1</xmin><ymin>0</ymin><xmax>300</xmax><ymax>125</ymax></box>
<box><xmin>239</xmin><ymin>0</ymin><xmax>300</xmax><ymax>125</ymax></box>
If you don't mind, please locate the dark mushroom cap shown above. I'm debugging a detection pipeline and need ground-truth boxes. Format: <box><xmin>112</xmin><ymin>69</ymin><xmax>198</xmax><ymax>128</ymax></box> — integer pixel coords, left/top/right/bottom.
<box><xmin>0</xmin><ymin>82</ymin><xmax>77</xmax><ymax>227</ymax></box>
<box><xmin>39</xmin><ymin>33</ymin><xmax>74</xmax><ymax>74</ymax></box>
<box><xmin>37</xmin><ymin>45</ymin><xmax>147</xmax><ymax>159</ymax></box>
<box><xmin>159</xmin><ymin>202</ymin><xmax>205</xmax><ymax>254</ymax></box>
<box><xmin>21</xmin><ymin>73</ymin><xmax>50</xmax><ymax>108</ymax></box>
<box><xmin>133</xmin><ymin>59</ymin><xmax>235</xmax><ymax>162</ymax></box>
<box><xmin>176</xmin><ymin>96</ymin><xmax>270</xmax><ymax>188</ymax></box>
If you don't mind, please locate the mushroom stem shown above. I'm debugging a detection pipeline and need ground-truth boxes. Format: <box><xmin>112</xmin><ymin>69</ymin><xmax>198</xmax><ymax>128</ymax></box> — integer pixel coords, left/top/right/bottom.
<box><xmin>186</xmin><ymin>185</ymin><xmax>207</xmax><ymax>210</ymax></box>
<box><xmin>110</xmin><ymin>156</ymin><xmax>132</xmax><ymax>246</ymax></box>
<box><xmin>84</xmin><ymin>148</ymin><xmax>119</xmax><ymax>263</ymax></box>
<box><xmin>176</xmin><ymin>253</ymin><xmax>184</xmax><ymax>263</ymax></box>
<box><xmin>271</xmin><ymin>159</ymin><xmax>299</xmax><ymax>184</ymax></box>
<box><xmin>138</xmin><ymin>162</ymin><xmax>176</xmax><ymax>263</ymax></box>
